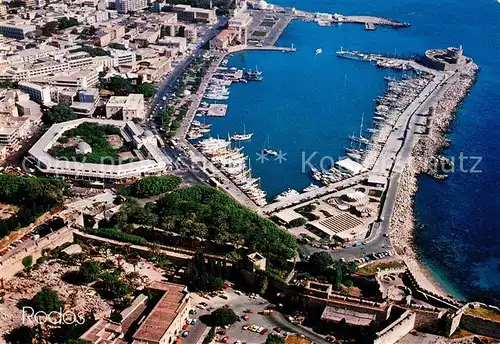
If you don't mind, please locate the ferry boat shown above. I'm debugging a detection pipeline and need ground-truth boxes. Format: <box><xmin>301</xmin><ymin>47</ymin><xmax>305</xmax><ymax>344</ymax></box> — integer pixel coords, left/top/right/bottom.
<box><xmin>302</xmin><ymin>183</ymin><xmax>320</xmax><ymax>192</ymax></box>
<box><xmin>274</xmin><ymin>188</ymin><xmax>300</xmax><ymax>202</ymax></box>
<box><xmin>336</xmin><ymin>46</ymin><xmax>370</xmax><ymax>61</ymax></box>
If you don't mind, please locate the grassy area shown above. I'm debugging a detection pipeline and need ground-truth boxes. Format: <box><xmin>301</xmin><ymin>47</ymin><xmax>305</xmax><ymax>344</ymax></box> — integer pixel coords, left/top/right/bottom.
<box><xmin>357</xmin><ymin>260</ymin><xmax>406</xmax><ymax>276</ymax></box>
<box><xmin>252</xmin><ymin>31</ymin><xmax>267</xmax><ymax>37</ymax></box>
<box><xmin>368</xmin><ymin>189</ymin><xmax>384</xmax><ymax>197</ymax></box>
<box><xmin>465</xmin><ymin>307</ymin><xmax>500</xmax><ymax>322</ymax></box>
<box><xmin>49</xmin><ymin>123</ymin><xmax>137</xmax><ymax>165</ymax></box>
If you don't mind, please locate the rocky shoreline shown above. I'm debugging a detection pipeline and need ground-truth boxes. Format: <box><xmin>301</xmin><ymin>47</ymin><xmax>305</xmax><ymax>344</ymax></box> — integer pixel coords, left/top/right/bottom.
<box><xmin>389</xmin><ymin>61</ymin><xmax>480</xmax><ymax>298</ymax></box>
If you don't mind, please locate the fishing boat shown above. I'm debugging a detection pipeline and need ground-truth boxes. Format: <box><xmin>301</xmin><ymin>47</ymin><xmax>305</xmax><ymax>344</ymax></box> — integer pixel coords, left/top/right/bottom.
<box><xmin>303</xmin><ymin>183</ymin><xmax>320</xmax><ymax>192</ymax></box>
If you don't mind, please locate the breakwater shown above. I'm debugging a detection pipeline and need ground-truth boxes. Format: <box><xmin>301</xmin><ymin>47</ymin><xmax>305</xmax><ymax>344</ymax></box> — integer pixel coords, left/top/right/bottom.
<box><xmin>389</xmin><ymin>61</ymin><xmax>479</xmax><ymax>299</ymax></box>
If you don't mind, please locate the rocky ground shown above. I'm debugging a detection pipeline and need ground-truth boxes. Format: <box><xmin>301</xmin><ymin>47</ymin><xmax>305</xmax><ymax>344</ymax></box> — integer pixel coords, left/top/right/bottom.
<box><xmin>389</xmin><ymin>62</ymin><xmax>480</xmax><ymax>298</ymax></box>
<box><xmin>0</xmin><ymin>261</ymin><xmax>111</xmax><ymax>339</ymax></box>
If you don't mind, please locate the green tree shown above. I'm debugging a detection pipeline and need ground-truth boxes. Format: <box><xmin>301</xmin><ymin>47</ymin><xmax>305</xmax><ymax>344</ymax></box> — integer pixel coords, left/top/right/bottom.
<box><xmin>66</xmin><ymin>340</ymin><xmax>92</xmax><ymax>344</ymax></box>
<box><xmin>109</xmin><ymin>42</ymin><xmax>127</xmax><ymax>50</ymax></box>
<box><xmin>259</xmin><ymin>276</ymin><xmax>268</xmax><ymax>295</ymax></box>
<box><xmin>137</xmin><ymin>83</ymin><xmax>157</xmax><ymax>98</ymax></box>
<box><xmin>105</xmin><ymin>76</ymin><xmax>134</xmax><ymax>96</ymax></box>
<box><xmin>266</xmin><ymin>334</ymin><xmax>285</xmax><ymax>344</ymax></box>
<box><xmin>79</xmin><ymin>261</ymin><xmax>102</xmax><ymax>284</ymax></box>
<box><xmin>4</xmin><ymin>325</ymin><xmax>35</xmax><ymax>344</ymax></box>
<box><xmin>308</xmin><ymin>251</ymin><xmax>333</xmax><ymax>276</ymax></box>
<box><xmin>32</xmin><ymin>287</ymin><xmax>62</xmax><ymax>313</ymax></box>
<box><xmin>202</xmin><ymin>327</ymin><xmax>215</xmax><ymax>344</ymax></box>
<box><xmin>22</xmin><ymin>255</ymin><xmax>33</xmax><ymax>268</ymax></box>
<box><xmin>125</xmin><ymin>176</ymin><xmax>182</xmax><ymax>198</ymax></box>
<box><xmin>288</xmin><ymin>217</ymin><xmax>307</xmax><ymax>228</ymax></box>
<box><xmin>42</xmin><ymin>21</ymin><xmax>59</xmax><ymax>36</ymax></box>
<box><xmin>45</xmin><ymin>104</ymin><xmax>77</xmax><ymax>124</ymax></box>
<box><xmin>58</xmin><ymin>17</ymin><xmax>79</xmax><ymax>29</ymax></box>
<box><xmin>202</xmin><ymin>308</ymin><xmax>239</xmax><ymax>327</ymax></box>
<box><xmin>96</xmin><ymin>271</ymin><xmax>130</xmax><ymax>299</ymax></box>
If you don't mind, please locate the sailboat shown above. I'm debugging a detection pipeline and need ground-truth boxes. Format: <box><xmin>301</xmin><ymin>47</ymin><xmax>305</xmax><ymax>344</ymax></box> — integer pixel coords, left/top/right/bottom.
<box><xmin>262</xmin><ymin>134</ymin><xmax>278</xmax><ymax>156</ymax></box>
<box><xmin>231</xmin><ymin>124</ymin><xmax>253</xmax><ymax>141</ymax></box>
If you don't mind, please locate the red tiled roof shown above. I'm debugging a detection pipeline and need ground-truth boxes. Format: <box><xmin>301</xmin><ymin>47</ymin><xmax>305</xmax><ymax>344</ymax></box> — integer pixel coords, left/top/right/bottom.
<box><xmin>132</xmin><ymin>282</ymin><xmax>188</xmax><ymax>343</ymax></box>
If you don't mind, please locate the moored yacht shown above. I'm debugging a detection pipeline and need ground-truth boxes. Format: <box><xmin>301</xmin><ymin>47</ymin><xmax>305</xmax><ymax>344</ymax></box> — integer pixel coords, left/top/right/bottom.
<box><xmin>273</xmin><ymin>188</ymin><xmax>300</xmax><ymax>202</ymax></box>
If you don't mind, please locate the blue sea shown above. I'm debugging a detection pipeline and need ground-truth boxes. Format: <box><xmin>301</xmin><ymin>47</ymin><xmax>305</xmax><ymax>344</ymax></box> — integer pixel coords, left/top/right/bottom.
<box><xmin>205</xmin><ymin>0</ymin><xmax>500</xmax><ymax>305</ymax></box>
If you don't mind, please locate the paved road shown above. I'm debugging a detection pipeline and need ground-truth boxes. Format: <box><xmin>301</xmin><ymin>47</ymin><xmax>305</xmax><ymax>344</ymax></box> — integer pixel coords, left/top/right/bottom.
<box><xmin>149</xmin><ymin>19</ymin><xmax>226</xmax><ymax>118</ymax></box>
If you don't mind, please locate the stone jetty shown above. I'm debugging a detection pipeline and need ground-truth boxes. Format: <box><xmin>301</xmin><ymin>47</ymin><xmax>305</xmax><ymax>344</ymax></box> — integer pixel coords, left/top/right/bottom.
<box><xmin>389</xmin><ymin>61</ymin><xmax>479</xmax><ymax>297</ymax></box>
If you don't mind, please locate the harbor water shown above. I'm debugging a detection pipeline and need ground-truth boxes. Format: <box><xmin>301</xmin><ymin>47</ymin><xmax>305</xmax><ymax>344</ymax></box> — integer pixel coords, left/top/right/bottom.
<box><xmin>206</xmin><ymin>0</ymin><xmax>500</xmax><ymax>304</ymax></box>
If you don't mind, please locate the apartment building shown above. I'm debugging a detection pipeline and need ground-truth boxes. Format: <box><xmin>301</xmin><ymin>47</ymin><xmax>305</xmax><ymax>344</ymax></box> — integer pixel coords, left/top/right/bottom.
<box><xmin>116</xmin><ymin>0</ymin><xmax>148</xmax><ymax>13</ymax></box>
<box><xmin>171</xmin><ymin>4</ymin><xmax>217</xmax><ymax>24</ymax></box>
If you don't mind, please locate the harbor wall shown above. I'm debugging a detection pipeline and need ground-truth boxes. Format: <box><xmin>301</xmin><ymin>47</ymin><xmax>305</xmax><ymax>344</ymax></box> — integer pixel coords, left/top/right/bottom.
<box><xmin>0</xmin><ymin>227</ymin><xmax>75</xmax><ymax>280</ymax></box>
<box><xmin>388</xmin><ymin>59</ymin><xmax>479</xmax><ymax>304</ymax></box>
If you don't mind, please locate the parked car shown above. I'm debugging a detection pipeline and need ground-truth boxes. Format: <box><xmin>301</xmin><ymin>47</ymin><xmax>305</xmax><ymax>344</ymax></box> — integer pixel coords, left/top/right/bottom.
<box><xmin>221</xmin><ymin>336</ymin><xmax>229</xmax><ymax>343</ymax></box>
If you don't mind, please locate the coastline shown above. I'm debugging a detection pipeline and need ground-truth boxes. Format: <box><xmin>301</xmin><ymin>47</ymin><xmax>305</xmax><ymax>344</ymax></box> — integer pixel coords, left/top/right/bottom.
<box><xmin>389</xmin><ymin>61</ymin><xmax>480</xmax><ymax>299</ymax></box>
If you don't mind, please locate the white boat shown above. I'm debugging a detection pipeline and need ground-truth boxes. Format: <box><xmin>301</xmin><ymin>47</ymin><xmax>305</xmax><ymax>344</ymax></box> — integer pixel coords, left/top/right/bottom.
<box><xmin>231</xmin><ymin>124</ymin><xmax>253</xmax><ymax>141</ymax></box>
<box><xmin>302</xmin><ymin>183</ymin><xmax>320</xmax><ymax>192</ymax></box>
<box><xmin>203</xmin><ymin>94</ymin><xmax>228</xmax><ymax>100</ymax></box>
<box><xmin>188</xmin><ymin>132</ymin><xmax>203</xmax><ymax>140</ymax></box>
<box><xmin>315</xmin><ymin>48</ymin><xmax>323</xmax><ymax>55</ymax></box>
<box><xmin>273</xmin><ymin>188</ymin><xmax>300</xmax><ymax>202</ymax></box>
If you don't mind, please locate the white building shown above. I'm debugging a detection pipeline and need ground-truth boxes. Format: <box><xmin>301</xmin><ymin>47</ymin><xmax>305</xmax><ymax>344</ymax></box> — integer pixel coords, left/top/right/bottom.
<box><xmin>335</xmin><ymin>158</ymin><xmax>365</xmax><ymax>175</ymax></box>
<box><xmin>17</xmin><ymin>81</ymin><xmax>52</xmax><ymax>105</ymax></box>
<box><xmin>116</xmin><ymin>0</ymin><xmax>148</xmax><ymax>13</ymax></box>
<box><xmin>27</xmin><ymin>118</ymin><xmax>169</xmax><ymax>181</ymax></box>
<box><xmin>106</xmin><ymin>94</ymin><xmax>145</xmax><ymax>121</ymax></box>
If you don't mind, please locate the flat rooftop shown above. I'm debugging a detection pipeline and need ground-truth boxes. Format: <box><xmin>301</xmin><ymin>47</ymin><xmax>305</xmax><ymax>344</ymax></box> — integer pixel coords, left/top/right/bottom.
<box><xmin>321</xmin><ymin>305</ymin><xmax>376</xmax><ymax>326</ymax></box>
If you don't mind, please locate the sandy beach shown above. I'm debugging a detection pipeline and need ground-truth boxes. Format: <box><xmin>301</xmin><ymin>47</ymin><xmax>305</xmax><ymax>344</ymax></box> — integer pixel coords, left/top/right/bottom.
<box><xmin>389</xmin><ymin>61</ymin><xmax>480</xmax><ymax>299</ymax></box>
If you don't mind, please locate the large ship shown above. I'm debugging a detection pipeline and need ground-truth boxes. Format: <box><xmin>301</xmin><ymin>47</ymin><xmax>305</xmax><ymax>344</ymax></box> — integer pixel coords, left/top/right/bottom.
<box><xmin>336</xmin><ymin>46</ymin><xmax>371</xmax><ymax>61</ymax></box>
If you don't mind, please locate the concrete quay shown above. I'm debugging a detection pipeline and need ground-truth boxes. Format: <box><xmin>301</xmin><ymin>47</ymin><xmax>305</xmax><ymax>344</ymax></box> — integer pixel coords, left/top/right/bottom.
<box><xmin>342</xmin><ymin>15</ymin><xmax>411</xmax><ymax>27</ymax></box>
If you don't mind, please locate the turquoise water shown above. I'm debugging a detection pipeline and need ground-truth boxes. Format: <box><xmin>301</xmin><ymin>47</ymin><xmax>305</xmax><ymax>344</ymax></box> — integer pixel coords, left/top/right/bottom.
<box><xmin>206</xmin><ymin>0</ymin><xmax>500</xmax><ymax>305</ymax></box>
